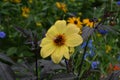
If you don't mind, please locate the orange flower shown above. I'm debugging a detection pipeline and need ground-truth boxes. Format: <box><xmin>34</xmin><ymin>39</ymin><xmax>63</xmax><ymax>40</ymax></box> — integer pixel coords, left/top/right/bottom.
<box><xmin>113</xmin><ymin>65</ymin><xmax>120</xmax><ymax>71</ymax></box>
<box><xmin>108</xmin><ymin>63</ymin><xmax>120</xmax><ymax>73</ymax></box>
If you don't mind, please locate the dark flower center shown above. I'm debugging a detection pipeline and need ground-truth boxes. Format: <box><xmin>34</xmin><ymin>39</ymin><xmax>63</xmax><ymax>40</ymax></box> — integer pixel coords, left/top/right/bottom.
<box><xmin>89</xmin><ymin>18</ymin><xmax>98</xmax><ymax>22</ymax></box>
<box><xmin>89</xmin><ymin>19</ymin><xmax>94</xmax><ymax>22</ymax></box>
<box><xmin>54</xmin><ymin>35</ymin><xmax>65</xmax><ymax>46</ymax></box>
<box><xmin>74</xmin><ymin>20</ymin><xmax>78</xmax><ymax>24</ymax></box>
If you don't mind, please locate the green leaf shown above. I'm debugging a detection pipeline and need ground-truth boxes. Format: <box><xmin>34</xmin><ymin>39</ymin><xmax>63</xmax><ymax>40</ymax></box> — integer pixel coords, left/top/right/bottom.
<box><xmin>7</xmin><ymin>47</ymin><xmax>17</xmax><ymax>56</ymax></box>
<box><xmin>22</xmin><ymin>51</ymin><xmax>33</xmax><ymax>57</ymax></box>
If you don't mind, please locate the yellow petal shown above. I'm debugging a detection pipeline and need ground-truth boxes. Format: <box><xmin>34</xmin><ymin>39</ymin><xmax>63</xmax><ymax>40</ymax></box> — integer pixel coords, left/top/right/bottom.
<box><xmin>83</xmin><ymin>19</ymin><xmax>89</xmax><ymax>24</ymax></box>
<box><xmin>90</xmin><ymin>23</ymin><xmax>93</xmax><ymax>28</ymax></box>
<box><xmin>54</xmin><ymin>20</ymin><xmax>67</xmax><ymax>34</ymax></box>
<box><xmin>46</xmin><ymin>25</ymin><xmax>58</xmax><ymax>39</ymax></box>
<box><xmin>63</xmin><ymin>46</ymin><xmax>69</xmax><ymax>60</ymax></box>
<box><xmin>40</xmin><ymin>37</ymin><xmax>52</xmax><ymax>47</ymax></box>
<box><xmin>40</xmin><ymin>43</ymin><xmax>56</xmax><ymax>58</ymax></box>
<box><xmin>65</xmin><ymin>23</ymin><xmax>80</xmax><ymax>35</ymax></box>
<box><xmin>66</xmin><ymin>33</ymin><xmax>83</xmax><ymax>47</ymax></box>
<box><xmin>69</xmin><ymin>47</ymin><xmax>75</xmax><ymax>54</ymax></box>
<box><xmin>56</xmin><ymin>2</ymin><xmax>61</xmax><ymax>8</ymax></box>
<box><xmin>51</xmin><ymin>46</ymin><xmax>69</xmax><ymax>64</ymax></box>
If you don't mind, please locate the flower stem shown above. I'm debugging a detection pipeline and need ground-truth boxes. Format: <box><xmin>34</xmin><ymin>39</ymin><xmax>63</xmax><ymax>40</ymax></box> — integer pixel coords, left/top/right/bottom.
<box><xmin>77</xmin><ymin>39</ymin><xmax>90</xmax><ymax>79</ymax></box>
<box><xmin>35</xmin><ymin>52</ymin><xmax>38</xmax><ymax>80</ymax></box>
<box><xmin>65</xmin><ymin>58</ymin><xmax>73</xmax><ymax>73</ymax></box>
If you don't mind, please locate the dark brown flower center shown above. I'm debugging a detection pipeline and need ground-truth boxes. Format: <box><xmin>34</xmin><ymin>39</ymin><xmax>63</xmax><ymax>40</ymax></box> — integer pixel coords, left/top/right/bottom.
<box><xmin>74</xmin><ymin>20</ymin><xmax>78</xmax><ymax>24</ymax></box>
<box><xmin>89</xmin><ymin>19</ymin><xmax>94</xmax><ymax>22</ymax></box>
<box><xmin>54</xmin><ymin>35</ymin><xmax>65</xmax><ymax>46</ymax></box>
<box><xmin>89</xmin><ymin>18</ymin><xmax>98</xmax><ymax>22</ymax></box>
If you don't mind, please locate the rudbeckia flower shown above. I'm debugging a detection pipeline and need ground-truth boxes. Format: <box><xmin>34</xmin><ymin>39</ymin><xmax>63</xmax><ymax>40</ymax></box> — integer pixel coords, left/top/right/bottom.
<box><xmin>83</xmin><ymin>18</ymin><xmax>94</xmax><ymax>28</ymax></box>
<box><xmin>67</xmin><ymin>17</ymin><xmax>83</xmax><ymax>34</ymax></box>
<box><xmin>67</xmin><ymin>17</ymin><xmax>83</xmax><ymax>29</ymax></box>
<box><xmin>36</xmin><ymin>22</ymin><xmax>42</xmax><ymax>27</ymax></box>
<box><xmin>21</xmin><ymin>7</ymin><xmax>30</xmax><ymax>18</ymax></box>
<box><xmin>105</xmin><ymin>45</ymin><xmax>112</xmax><ymax>53</ymax></box>
<box><xmin>40</xmin><ymin>20</ymin><xmax>83</xmax><ymax>63</ymax></box>
<box><xmin>56</xmin><ymin>2</ymin><xmax>67</xmax><ymax>13</ymax></box>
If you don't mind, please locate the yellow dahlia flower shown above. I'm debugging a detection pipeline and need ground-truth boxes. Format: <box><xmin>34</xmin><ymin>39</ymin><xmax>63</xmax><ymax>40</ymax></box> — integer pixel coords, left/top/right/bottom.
<box><xmin>40</xmin><ymin>20</ymin><xmax>83</xmax><ymax>63</ymax></box>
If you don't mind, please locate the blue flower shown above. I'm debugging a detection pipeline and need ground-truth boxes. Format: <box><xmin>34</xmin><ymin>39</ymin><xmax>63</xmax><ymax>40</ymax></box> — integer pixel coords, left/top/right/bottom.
<box><xmin>81</xmin><ymin>42</ymin><xmax>87</xmax><ymax>48</ymax></box>
<box><xmin>89</xmin><ymin>49</ymin><xmax>95</xmax><ymax>57</ymax></box>
<box><xmin>81</xmin><ymin>40</ymin><xmax>93</xmax><ymax>49</ymax></box>
<box><xmin>0</xmin><ymin>31</ymin><xmax>6</xmax><ymax>38</ymax></box>
<box><xmin>117</xmin><ymin>1</ymin><xmax>120</xmax><ymax>6</ymax></box>
<box><xmin>88</xmin><ymin>40</ymin><xmax>93</xmax><ymax>49</ymax></box>
<box><xmin>84</xmin><ymin>53</ymin><xmax>89</xmax><ymax>60</ymax></box>
<box><xmin>98</xmin><ymin>30</ymin><xmax>108</xmax><ymax>35</ymax></box>
<box><xmin>91</xmin><ymin>61</ymin><xmax>99</xmax><ymax>69</ymax></box>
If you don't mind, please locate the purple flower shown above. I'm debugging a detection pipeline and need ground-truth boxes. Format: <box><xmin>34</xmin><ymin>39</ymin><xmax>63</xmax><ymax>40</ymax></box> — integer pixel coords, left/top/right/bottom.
<box><xmin>0</xmin><ymin>31</ymin><xmax>6</xmax><ymax>38</ymax></box>
<box><xmin>91</xmin><ymin>61</ymin><xmax>99</xmax><ymax>69</ymax></box>
<box><xmin>117</xmin><ymin>1</ymin><xmax>120</xmax><ymax>6</ymax></box>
